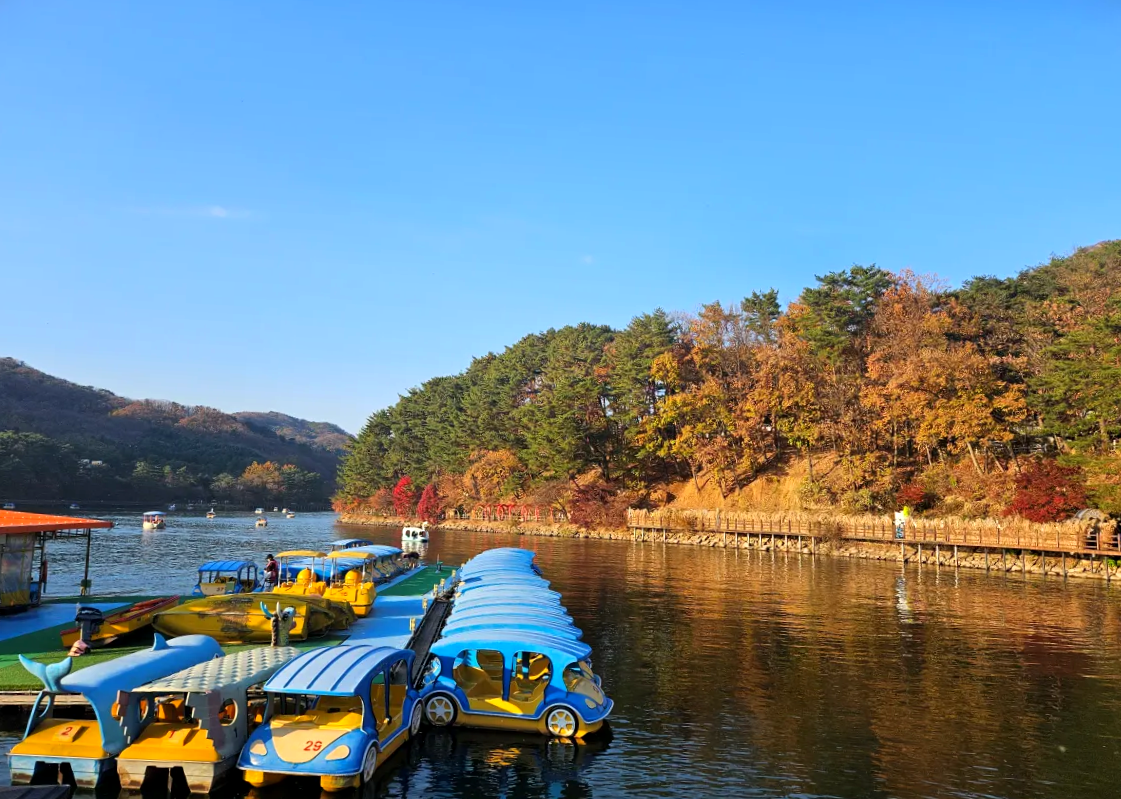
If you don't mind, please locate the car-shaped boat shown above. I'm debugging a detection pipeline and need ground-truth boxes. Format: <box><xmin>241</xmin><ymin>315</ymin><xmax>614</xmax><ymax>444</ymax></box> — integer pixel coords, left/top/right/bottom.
<box><xmin>8</xmin><ymin>635</ymin><xmax>222</xmax><ymax>789</ymax></box>
<box><xmin>418</xmin><ymin>629</ymin><xmax>611</xmax><ymax>739</ymax></box>
<box><xmin>116</xmin><ymin>646</ymin><xmax>300</xmax><ymax>793</ymax></box>
<box><xmin>238</xmin><ymin>645</ymin><xmax>422</xmax><ymax>792</ymax></box>
<box><xmin>193</xmin><ymin>560</ymin><xmax>260</xmax><ymax>596</ymax></box>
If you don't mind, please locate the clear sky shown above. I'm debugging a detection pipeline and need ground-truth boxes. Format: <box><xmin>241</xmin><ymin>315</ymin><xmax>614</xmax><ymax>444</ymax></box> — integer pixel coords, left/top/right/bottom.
<box><xmin>2</xmin><ymin>2</ymin><xmax>1119</xmax><ymax>434</ymax></box>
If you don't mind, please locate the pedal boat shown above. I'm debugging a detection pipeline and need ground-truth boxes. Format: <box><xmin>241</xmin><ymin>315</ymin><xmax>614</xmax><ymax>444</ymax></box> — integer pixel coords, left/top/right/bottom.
<box><xmin>418</xmin><ymin>630</ymin><xmax>611</xmax><ymax>739</ymax></box>
<box><xmin>193</xmin><ymin>560</ymin><xmax>260</xmax><ymax>596</ymax></box>
<box><xmin>116</xmin><ymin>646</ymin><xmax>300</xmax><ymax>794</ymax></box>
<box><xmin>238</xmin><ymin>645</ymin><xmax>421</xmax><ymax>792</ymax></box>
<box><xmin>344</xmin><ymin>545</ymin><xmax>408</xmax><ymax>581</ymax></box>
<box><xmin>8</xmin><ymin>635</ymin><xmax>222</xmax><ymax>789</ymax></box>
<box><xmin>273</xmin><ymin>551</ymin><xmax>330</xmax><ymax>596</ymax></box>
<box><xmin>142</xmin><ymin>511</ymin><xmax>166</xmax><ymax>531</ymax></box>
<box><xmin>322</xmin><ymin>551</ymin><xmax>377</xmax><ymax>618</ymax></box>
<box><xmin>401</xmin><ymin>522</ymin><xmax>429</xmax><ymax>544</ymax></box>
<box><xmin>152</xmin><ymin>594</ymin><xmax>340</xmax><ymax>643</ymax></box>
<box><xmin>60</xmin><ymin>596</ymin><xmax>182</xmax><ymax>649</ymax></box>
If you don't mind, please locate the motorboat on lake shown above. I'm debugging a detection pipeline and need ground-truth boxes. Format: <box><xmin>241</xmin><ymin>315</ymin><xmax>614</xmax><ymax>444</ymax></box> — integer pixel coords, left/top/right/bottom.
<box><xmin>193</xmin><ymin>560</ymin><xmax>260</xmax><ymax>596</ymax></box>
<box><xmin>142</xmin><ymin>511</ymin><xmax>166</xmax><ymax>530</ymax></box>
<box><xmin>255</xmin><ymin>516</ymin><xmax>268</xmax><ymax>528</ymax></box>
<box><xmin>238</xmin><ymin>645</ymin><xmax>421</xmax><ymax>792</ymax></box>
<box><xmin>8</xmin><ymin>635</ymin><xmax>222</xmax><ymax>789</ymax></box>
<box><xmin>117</xmin><ymin>646</ymin><xmax>300</xmax><ymax>793</ymax></box>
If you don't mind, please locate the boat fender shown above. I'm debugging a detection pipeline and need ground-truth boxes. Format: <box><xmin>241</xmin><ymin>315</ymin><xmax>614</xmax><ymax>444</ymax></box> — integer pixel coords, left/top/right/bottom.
<box><xmin>18</xmin><ymin>655</ymin><xmax>72</xmax><ymax>693</ymax></box>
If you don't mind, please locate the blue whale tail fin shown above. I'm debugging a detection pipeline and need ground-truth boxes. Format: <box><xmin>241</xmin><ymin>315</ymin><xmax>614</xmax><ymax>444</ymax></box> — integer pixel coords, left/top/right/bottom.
<box><xmin>19</xmin><ymin>655</ymin><xmax>72</xmax><ymax>693</ymax></box>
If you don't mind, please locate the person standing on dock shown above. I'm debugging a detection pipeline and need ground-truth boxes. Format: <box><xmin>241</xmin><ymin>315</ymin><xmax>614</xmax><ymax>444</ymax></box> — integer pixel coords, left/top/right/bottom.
<box><xmin>263</xmin><ymin>554</ymin><xmax>278</xmax><ymax>592</ymax></box>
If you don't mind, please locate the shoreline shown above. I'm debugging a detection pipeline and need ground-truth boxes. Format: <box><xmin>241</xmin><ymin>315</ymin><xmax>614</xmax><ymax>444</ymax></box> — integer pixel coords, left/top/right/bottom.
<box><xmin>339</xmin><ymin>513</ymin><xmax>1119</xmax><ymax>582</ymax></box>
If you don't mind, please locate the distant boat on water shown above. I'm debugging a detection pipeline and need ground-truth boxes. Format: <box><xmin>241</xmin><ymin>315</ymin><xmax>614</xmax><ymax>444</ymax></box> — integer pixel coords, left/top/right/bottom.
<box><xmin>254</xmin><ymin>507</ymin><xmax>264</xmax><ymax>515</ymax></box>
<box><xmin>69</xmin><ymin>503</ymin><xmax>80</xmax><ymax>510</ymax></box>
<box><xmin>206</xmin><ymin>508</ymin><xmax>216</xmax><ymax>519</ymax></box>
<box><xmin>168</xmin><ymin>503</ymin><xmax>177</xmax><ymax>511</ymax></box>
<box><xmin>2</xmin><ymin>503</ymin><xmax>14</xmax><ymax>510</ymax></box>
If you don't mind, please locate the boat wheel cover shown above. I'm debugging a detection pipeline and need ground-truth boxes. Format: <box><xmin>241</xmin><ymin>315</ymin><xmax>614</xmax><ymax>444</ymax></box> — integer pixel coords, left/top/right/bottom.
<box><xmin>546</xmin><ymin>706</ymin><xmax>578</xmax><ymax>738</ymax></box>
<box><xmin>361</xmin><ymin>743</ymin><xmax>379</xmax><ymax>783</ymax></box>
<box><xmin>425</xmin><ymin>694</ymin><xmax>456</xmax><ymax>726</ymax></box>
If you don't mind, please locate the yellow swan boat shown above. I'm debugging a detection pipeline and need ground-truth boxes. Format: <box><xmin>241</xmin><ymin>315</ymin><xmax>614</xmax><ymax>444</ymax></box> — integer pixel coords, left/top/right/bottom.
<box><xmin>152</xmin><ymin>594</ymin><xmax>351</xmax><ymax>643</ymax></box>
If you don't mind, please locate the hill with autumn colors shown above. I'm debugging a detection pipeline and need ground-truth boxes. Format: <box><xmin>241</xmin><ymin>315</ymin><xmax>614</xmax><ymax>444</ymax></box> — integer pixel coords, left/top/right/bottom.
<box><xmin>0</xmin><ymin>358</ymin><xmax>350</xmax><ymax>503</ymax></box>
<box><xmin>337</xmin><ymin>240</ymin><xmax>1121</xmax><ymax>526</ymax></box>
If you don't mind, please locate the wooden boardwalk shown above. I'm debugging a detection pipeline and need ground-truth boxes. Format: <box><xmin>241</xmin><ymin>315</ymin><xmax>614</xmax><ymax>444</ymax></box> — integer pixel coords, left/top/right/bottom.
<box><xmin>626</xmin><ymin>508</ymin><xmax>1121</xmax><ymax>558</ymax></box>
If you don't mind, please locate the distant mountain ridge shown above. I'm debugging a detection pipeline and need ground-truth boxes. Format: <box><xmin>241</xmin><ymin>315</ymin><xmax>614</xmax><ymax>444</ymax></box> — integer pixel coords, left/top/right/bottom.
<box><xmin>234</xmin><ymin>411</ymin><xmax>352</xmax><ymax>453</ymax></box>
<box><xmin>0</xmin><ymin>357</ymin><xmax>352</xmax><ymax>501</ymax></box>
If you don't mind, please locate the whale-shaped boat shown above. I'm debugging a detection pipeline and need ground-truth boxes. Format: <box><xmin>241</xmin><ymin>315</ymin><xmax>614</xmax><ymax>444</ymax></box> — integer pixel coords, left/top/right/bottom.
<box><xmin>8</xmin><ymin>634</ymin><xmax>223</xmax><ymax>789</ymax></box>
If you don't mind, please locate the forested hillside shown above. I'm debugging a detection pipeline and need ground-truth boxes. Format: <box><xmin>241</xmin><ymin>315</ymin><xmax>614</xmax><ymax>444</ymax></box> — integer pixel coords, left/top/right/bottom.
<box><xmin>337</xmin><ymin>240</ymin><xmax>1121</xmax><ymax>525</ymax></box>
<box><xmin>0</xmin><ymin>359</ymin><xmax>349</xmax><ymax>503</ymax></box>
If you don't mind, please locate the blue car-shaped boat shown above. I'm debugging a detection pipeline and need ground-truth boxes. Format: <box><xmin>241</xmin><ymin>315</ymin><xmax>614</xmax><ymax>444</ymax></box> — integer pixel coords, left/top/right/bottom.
<box><xmin>238</xmin><ymin>645</ymin><xmax>421</xmax><ymax>792</ymax></box>
<box><xmin>418</xmin><ymin>629</ymin><xmax>611</xmax><ymax>739</ymax></box>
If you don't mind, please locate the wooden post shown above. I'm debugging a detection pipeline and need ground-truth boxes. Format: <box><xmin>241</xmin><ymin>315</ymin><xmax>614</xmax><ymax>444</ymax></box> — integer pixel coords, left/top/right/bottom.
<box><xmin>953</xmin><ymin>545</ymin><xmax>958</xmax><ymax>568</ymax></box>
<box><xmin>81</xmin><ymin>528</ymin><xmax>92</xmax><ymax>596</ymax></box>
<box><xmin>900</xmin><ymin>542</ymin><xmax>905</xmax><ymax>562</ymax></box>
<box><xmin>1062</xmin><ymin>552</ymin><xmax>1067</xmax><ymax>579</ymax></box>
<box><xmin>918</xmin><ymin>542</ymin><xmax>922</xmax><ymax>564</ymax></box>
<box><xmin>935</xmin><ymin>544</ymin><xmax>940</xmax><ymax>567</ymax></box>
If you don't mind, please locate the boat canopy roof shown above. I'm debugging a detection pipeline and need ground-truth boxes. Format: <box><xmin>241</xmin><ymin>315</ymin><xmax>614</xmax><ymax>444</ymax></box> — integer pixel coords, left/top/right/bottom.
<box><xmin>458</xmin><ymin>581</ymin><xmax>557</xmax><ymax>596</ymax></box>
<box><xmin>276</xmin><ymin>550</ymin><xmax>327</xmax><ymax>558</ymax></box>
<box><xmin>348</xmin><ymin>544</ymin><xmax>403</xmax><ymax>557</ymax></box>
<box><xmin>326</xmin><ymin>550</ymin><xmax>376</xmax><ymax>560</ymax></box>
<box><xmin>266</xmin><ymin>645</ymin><xmax>413</xmax><ymax>697</ymax></box>
<box><xmin>443</xmin><ymin>617</ymin><xmax>582</xmax><ymax>639</ymax></box>
<box><xmin>448</xmin><ymin>604</ymin><xmax>573</xmax><ymax>623</ymax></box>
<box><xmin>454</xmin><ymin>592</ymin><xmax>564</xmax><ymax>608</ymax></box>
<box><xmin>432</xmin><ymin>629</ymin><xmax>592</xmax><ymax>662</ymax></box>
<box><xmin>332</xmin><ymin>538</ymin><xmax>375</xmax><ymax>548</ymax></box>
<box><xmin>135</xmin><ymin>646</ymin><xmax>300</xmax><ymax>694</ymax></box>
<box><xmin>198</xmin><ymin>559</ymin><xmax>257</xmax><ymax>573</ymax></box>
<box><xmin>143</xmin><ymin>511</ymin><xmax>166</xmax><ymax>516</ymax></box>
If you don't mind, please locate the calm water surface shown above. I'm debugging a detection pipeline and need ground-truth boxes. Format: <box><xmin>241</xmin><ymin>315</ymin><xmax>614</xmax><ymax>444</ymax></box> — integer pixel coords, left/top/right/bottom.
<box><xmin>4</xmin><ymin>509</ymin><xmax>1121</xmax><ymax>798</ymax></box>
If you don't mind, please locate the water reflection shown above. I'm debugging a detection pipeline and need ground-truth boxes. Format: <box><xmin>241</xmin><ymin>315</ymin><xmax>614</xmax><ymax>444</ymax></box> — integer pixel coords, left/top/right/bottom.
<box><xmin>5</xmin><ymin>512</ymin><xmax>1121</xmax><ymax>798</ymax></box>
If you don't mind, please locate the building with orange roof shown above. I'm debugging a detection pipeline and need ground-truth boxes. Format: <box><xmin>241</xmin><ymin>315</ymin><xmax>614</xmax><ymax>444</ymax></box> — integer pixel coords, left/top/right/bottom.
<box><xmin>0</xmin><ymin>510</ymin><xmax>113</xmax><ymax>612</ymax></box>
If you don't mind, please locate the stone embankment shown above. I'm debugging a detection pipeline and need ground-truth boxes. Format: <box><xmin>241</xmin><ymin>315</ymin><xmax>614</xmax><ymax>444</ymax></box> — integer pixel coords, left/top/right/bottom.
<box><xmin>339</xmin><ymin>512</ymin><xmax>1121</xmax><ymax>581</ymax></box>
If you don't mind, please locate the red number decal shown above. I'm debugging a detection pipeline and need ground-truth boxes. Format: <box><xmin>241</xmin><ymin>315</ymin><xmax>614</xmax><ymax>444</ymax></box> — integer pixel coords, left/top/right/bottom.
<box><xmin>303</xmin><ymin>740</ymin><xmax>323</xmax><ymax>752</ymax></box>
<box><xmin>61</xmin><ymin>726</ymin><xmax>74</xmax><ymax>735</ymax></box>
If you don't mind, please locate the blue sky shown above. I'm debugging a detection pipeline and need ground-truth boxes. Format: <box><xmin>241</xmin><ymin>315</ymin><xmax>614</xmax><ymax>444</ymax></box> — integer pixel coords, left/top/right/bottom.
<box><xmin>2</xmin><ymin>2</ymin><xmax>1119</xmax><ymax>434</ymax></box>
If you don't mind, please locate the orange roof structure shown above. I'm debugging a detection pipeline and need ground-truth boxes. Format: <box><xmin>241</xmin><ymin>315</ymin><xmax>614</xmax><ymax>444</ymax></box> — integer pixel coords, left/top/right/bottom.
<box><xmin>0</xmin><ymin>509</ymin><xmax>114</xmax><ymax>535</ymax></box>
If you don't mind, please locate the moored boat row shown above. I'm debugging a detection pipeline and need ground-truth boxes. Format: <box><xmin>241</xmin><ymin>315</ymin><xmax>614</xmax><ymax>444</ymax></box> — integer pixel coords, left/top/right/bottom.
<box><xmin>9</xmin><ymin>546</ymin><xmax>611</xmax><ymax>794</ymax></box>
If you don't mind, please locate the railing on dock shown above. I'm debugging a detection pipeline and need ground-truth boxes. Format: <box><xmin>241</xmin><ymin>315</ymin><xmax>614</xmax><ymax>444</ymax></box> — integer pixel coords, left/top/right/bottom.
<box><xmin>625</xmin><ymin>508</ymin><xmax>1121</xmax><ymax>556</ymax></box>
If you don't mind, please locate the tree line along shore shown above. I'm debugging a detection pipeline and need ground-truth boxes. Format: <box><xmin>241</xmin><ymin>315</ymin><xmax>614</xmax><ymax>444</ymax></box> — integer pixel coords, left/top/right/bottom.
<box><xmin>336</xmin><ymin>240</ymin><xmax>1121</xmax><ymax>530</ymax></box>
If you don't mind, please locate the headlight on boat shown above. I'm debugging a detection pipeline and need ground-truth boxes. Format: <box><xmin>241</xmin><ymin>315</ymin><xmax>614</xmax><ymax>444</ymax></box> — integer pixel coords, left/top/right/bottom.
<box><xmin>249</xmin><ymin>741</ymin><xmax>268</xmax><ymax>756</ymax></box>
<box><xmin>585</xmin><ymin>698</ymin><xmax>597</xmax><ymax>709</ymax></box>
<box><xmin>325</xmin><ymin>744</ymin><xmax>350</xmax><ymax>761</ymax></box>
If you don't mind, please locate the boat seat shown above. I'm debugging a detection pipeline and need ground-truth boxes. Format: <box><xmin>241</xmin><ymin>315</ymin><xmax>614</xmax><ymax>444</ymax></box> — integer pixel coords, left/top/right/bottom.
<box><xmin>156</xmin><ymin>698</ymin><xmax>185</xmax><ymax>722</ymax></box>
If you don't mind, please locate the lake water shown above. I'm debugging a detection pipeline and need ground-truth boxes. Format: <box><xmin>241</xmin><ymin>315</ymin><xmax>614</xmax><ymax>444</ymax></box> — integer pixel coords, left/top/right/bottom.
<box><xmin>5</xmin><ymin>509</ymin><xmax>1121</xmax><ymax>798</ymax></box>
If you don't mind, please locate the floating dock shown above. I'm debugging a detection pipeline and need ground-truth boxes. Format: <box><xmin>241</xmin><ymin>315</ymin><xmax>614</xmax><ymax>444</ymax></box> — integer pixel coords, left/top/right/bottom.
<box><xmin>0</xmin><ymin>564</ymin><xmax>452</xmax><ymax>705</ymax></box>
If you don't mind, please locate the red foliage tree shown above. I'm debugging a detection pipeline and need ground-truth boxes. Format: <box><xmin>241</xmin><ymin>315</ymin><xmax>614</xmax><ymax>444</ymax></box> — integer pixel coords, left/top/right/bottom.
<box><xmin>1005</xmin><ymin>458</ymin><xmax>1088</xmax><ymax>523</ymax></box>
<box><xmin>371</xmin><ymin>488</ymin><xmax>394</xmax><ymax>515</ymax></box>
<box><xmin>392</xmin><ymin>476</ymin><xmax>417</xmax><ymax>517</ymax></box>
<box><xmin>416</xmin><ymin>483</ymin><xmax>443</xmax><ymax>523</ymax></box>
<box><xmin>896</xmin><ymin>481</ymin><xmax>934</xmax><ymax>511</ymax></box>
<box><xmin>568</xmin><ymin>481</ymin><xmax>630</xmax><ymax>530</ymax></box>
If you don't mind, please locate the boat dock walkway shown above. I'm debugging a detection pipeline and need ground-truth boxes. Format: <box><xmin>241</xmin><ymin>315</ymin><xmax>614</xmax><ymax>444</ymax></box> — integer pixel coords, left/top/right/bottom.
<box><xmin>0</xmin><ymin>563</ymin><xmax>454</xmax><ymax>705</ymax></box>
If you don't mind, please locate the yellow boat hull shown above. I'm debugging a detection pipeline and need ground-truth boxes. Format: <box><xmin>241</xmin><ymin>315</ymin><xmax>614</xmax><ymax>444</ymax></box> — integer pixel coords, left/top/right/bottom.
<box><xmin>153</xmin><ymin>594</ymin><xmax>341</xmax><ymax>642</ymax></box>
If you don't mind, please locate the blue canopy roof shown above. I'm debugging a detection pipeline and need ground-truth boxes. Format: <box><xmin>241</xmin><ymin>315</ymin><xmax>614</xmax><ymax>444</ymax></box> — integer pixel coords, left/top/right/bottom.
<box><xmin>448</xmin><ymin>604</ymin><xmax>573</xmax><ymax>624</ymax></box>
<box><xmin>198</xmin><ymin>559</ymin><xmax>257</xmax><ymax>573</ymax></box>
<box><xmin>432</xmin><ymin>629</ymin><xmax>591</xmax><ymax>661</ymax></box>
<box><xmin>347</xmin><ymin>544</ymin><xmax>403</xmax><ymax>557</ymax></box>
<box><xmin>265</xmin><ymin>644</ymin><xmax>411</xmax><ymax>696</ymax></box>
<box><xmin>443</xmin><ymin>618</ymin><xmax>583</xmax><ymax>639</ymax></box>
<box><xmin>454</xmin><ymin>593</ymin><xmax>564</xmax><ymax>608</ymax></box>
<box><xmin>333</xmin><ymin>538</ymin><xmax>375</xmax><ymax>548</ymax></box>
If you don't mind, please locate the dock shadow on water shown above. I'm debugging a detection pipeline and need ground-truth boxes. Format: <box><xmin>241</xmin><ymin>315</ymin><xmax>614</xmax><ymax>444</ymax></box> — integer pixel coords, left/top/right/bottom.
<box><xmin>4</xmin><ymin>510</ymin><xmax>1121</xmax><ymax>798</ymax></box>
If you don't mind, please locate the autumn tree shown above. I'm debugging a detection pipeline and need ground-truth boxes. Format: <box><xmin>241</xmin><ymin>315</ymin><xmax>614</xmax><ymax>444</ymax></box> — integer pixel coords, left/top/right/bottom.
<box><xmin>392</xmin><ymin>476</ymin><xmax>417</xmax><ymax>517</ymax></box>
<box><xmin>416</xmin><ymin>483</ymin><xmax>443</xmax><ymax>522</ymax></box>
